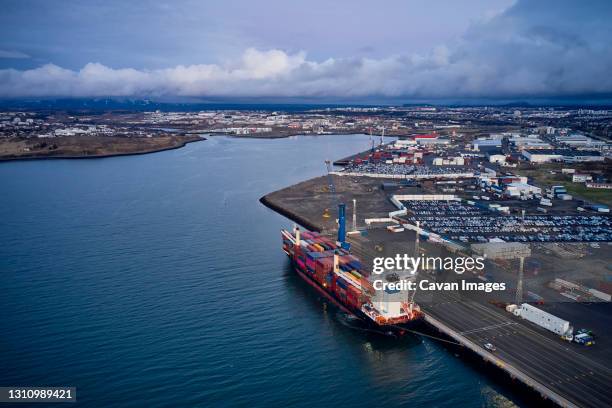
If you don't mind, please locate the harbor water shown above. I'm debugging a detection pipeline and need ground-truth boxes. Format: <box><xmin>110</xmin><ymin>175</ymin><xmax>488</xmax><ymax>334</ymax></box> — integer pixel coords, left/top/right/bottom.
<box><xmin>1</xmin><ymin>135</ymin><xmax>522</xmax><ymax>407</ymax></box>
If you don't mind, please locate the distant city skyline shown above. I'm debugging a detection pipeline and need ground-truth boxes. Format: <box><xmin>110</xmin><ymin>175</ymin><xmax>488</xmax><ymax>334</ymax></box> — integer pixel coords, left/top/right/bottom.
<box><xmin>1</xmin><ymin>0</ymin><xmax>611</xmax><ymax>102</ymax></box>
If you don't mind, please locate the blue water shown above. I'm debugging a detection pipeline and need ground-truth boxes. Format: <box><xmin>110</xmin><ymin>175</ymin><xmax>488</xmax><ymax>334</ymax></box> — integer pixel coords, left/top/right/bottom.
<box><xmin>0</xmin><ymin>135</ymin><xmax>520</xmax><ymax>407</ymax></box>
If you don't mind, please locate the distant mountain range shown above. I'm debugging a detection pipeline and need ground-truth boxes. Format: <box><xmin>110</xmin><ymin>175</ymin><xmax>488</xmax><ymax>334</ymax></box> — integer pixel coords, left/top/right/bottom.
<box><xmin>0</xmin><ymin>98</ymin><xmax>611</xmax><ymax>111</ymax></box>
<box><xmin>0</xmin><ymin>98</ymin><xmax>367</xmax><ymax>112</ymax></box>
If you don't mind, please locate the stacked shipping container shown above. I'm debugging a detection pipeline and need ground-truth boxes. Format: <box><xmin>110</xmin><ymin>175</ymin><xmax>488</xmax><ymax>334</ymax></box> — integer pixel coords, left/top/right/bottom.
<box><xmin>282</xmin><ymin>228</ymin><xmax>422</xmax><ymax>328</ymax></box>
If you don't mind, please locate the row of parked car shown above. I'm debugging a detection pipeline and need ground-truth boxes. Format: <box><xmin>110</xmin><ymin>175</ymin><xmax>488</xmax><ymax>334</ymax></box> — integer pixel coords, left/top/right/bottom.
<box><xmin>403</xmin><ymin>200</ymin><xmax>612</xmax><ymax>242</ymax></box>
<box><xmin>343</xmin><ymin>162</ymin><xmax>472</xmax><ymax>177</ymax></box>
<box><xmin>344</xmin><ymin>162</ymin><xmax>416</xmax><ymax>175</ymax></box>
<box><xmin>406</xmin><ymin>200</ymin><xmax>483</xmax><ymax>216</ymax></box>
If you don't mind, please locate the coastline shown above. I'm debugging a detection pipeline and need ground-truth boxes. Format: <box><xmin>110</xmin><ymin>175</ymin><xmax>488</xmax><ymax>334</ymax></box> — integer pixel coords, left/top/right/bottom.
<box><xmin>0</xmin><ymin>136</ymin><xmax>205</xmax><ymax>163</ymax></box>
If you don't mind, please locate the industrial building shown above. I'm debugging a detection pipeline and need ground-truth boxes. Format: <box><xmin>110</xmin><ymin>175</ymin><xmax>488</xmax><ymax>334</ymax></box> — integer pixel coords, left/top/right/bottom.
<box><xmin>521</xmin><ymin>150</ymin><xmax>563</xmax><ymax>163</ymax></box>
<box><xmin>472</xmin><ymin>138</ymin><xmax>502</xmax><ymax>151</ymax></box>
<box><xmin>522</xmin><ymin>149</ymin><xmax>604</xmax><ymax>163</ymax></box>
<box><xmin>471</xmin><ymin>240</ymin><xmax>531</xmax><ymax>259</ymax></box>
<box><xmin>572</xmin><ymin>173</ymin><xmax>593</xmax><ymax>183</ymax></box>
<box><xmin>556</xmin><ymin>134</ymin><xmax>607</xmax><ymax>148</ymax></box>
<box><xmin>503</xmin><ymin>182</ymin><xmax>542</xmax><ymax>198</ymax></box>
<box><xmin>508</xmin><ymin>135</ymin><xmax>552</xmax><ymax>150</ymax></box>
<box><xmin>433</xmin><ymin>156</ymin><xmax>465</xmax><ymax>166</ymax></box>
<box><xmin>488</xmin><ymin>154</ymin><xmax>507</xmax><ymax>164</ymax></box>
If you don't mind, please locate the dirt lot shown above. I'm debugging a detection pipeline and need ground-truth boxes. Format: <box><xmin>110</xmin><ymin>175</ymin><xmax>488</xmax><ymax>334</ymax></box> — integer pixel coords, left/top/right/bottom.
<box><xmin>261</xmin><ymin>174</ymin><xmax>399</xmax><ymax>233</ymax></box>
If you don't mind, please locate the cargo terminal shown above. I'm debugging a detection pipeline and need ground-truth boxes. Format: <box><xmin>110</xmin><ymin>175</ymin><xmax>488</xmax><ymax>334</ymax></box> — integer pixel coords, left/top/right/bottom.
<box><xmin>262</xmin><ymin>127</ymin><xmax>611</xmax><ymax>408</ymax></box>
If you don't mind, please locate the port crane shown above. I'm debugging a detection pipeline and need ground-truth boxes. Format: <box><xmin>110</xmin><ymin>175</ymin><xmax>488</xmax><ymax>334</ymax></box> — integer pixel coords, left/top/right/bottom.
<box><xmin>323</xmin><ymin>162</ymin><xmax>359</xmax><ymax>233</ymax></box>
<box><xmin>323</xmin><ymin>160</ymin><xmax>350</xmax><ymax>250</ymax></box>
<box><xmin>322</xmin><ymin>160</ymin><xmax>336</xmax><ymax>218</ymax></box>
<box><xmin>368</xmin><ymin>127</ymin><xmax>375</xmax><ymax>153</ymax></box>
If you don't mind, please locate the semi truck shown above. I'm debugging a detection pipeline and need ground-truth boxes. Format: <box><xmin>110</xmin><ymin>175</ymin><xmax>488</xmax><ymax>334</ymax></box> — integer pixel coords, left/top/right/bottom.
<box><xmin>509</xmin><ymin>304</ymin><xmax>595</xmax><ymax>346</ymax></box>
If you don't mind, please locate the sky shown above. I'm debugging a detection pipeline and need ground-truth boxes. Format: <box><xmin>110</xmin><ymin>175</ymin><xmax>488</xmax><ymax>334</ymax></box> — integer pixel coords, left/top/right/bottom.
<box><xmin>0</xmin><ymin>0</ymin><xmax>611</xmax><ymax>102</ymax></box>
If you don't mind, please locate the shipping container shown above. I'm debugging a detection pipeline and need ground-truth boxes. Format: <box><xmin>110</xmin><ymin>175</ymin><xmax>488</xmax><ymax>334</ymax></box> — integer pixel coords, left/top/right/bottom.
<box><xmin>336</xmin><ymin>277</ymin><xmax>349</xmax><ymax>289</ymax></box>
<box><xmin>315</xmin><ymin>257</ymin><xmax>334</xmax><ymax>284</ymax></box>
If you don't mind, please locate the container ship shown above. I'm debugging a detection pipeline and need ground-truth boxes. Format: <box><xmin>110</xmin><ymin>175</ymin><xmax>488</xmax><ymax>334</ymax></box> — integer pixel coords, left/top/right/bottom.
<box><xmin>281</xmin><ymin>204</ymin><xmax>422</xmax><ymax>334</ymax></box>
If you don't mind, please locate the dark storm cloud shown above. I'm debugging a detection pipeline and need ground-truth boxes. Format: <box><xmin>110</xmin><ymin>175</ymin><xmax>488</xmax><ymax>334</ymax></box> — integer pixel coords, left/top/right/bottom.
<box><xmin>0</xmin><ymin>0</ymin><xmax>610</xmax><ymax>100</ymax></box>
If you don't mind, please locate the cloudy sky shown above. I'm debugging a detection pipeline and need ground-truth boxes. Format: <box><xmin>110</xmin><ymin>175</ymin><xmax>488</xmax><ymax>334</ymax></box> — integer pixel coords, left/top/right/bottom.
<box><xmin>0</xmin><ymin>0</ymin><xmax>610</xmax><ymax>102</ymax></box>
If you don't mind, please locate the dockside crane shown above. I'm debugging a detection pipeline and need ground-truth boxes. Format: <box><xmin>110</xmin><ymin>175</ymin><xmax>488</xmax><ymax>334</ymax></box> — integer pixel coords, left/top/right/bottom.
<box><xmin>323</xmin><ymin>160</ymin><xmax>336</xmax><ymax>219</ymax></box>
<box><xmin>369</xmin><ymin>127</ymin><xmax>375</xmax><ymax>153</ymax></box>
<box><xmin>323</xmin><ymin>160</ymin><xmax>350</xmax><ymax>250</ymax></box>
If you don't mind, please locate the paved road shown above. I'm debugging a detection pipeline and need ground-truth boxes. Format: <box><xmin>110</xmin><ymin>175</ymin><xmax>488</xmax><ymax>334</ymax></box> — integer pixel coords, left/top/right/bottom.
<box><xmin>422</xmin><ymin>292</ymin><xmax>612</xmax><ymax>408</ymax></box>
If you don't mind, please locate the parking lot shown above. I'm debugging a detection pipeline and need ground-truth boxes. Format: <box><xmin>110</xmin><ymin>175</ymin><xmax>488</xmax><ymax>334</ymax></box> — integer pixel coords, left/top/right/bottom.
<box><xmin>342</xmin><ymin>162</ymin><xmax>472</xmax><ymax>177</ymax></box>
<box><xmin>343</xmin><ymin>162</ymin><xmax>416</xmax><ymax>175</ymax></box>
<box><xmin>402</xmin><ymin>199</ymin><xmax>612</xmax><ymax>242</ymax></box>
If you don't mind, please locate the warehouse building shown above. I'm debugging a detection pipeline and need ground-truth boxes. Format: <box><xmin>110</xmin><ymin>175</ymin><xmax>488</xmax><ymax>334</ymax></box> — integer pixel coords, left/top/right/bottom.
<box><xmin>504</xmin><ymin>182</ymin><xmax>542</xmax><ymax>198</ymax></box>
<box><xmin>522</xmin><ymin>149</ymin><xmax>604</xmax><ymax>163</ymax></box>
<box><xmin>471</xmin><ymin>240</ymin><xmax>531</xmax><ymax>259</ymax></box>
<box><xmin>472</xmin><ymin>138</ymin><xmax>502</xmax><ymax>151</ymax></box>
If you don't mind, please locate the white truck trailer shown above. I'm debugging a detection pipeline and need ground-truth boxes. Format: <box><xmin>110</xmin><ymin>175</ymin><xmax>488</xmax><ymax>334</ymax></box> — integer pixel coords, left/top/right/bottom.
<box><xmin>516</xmin><ymin>304</ymin><xmax>573</xmax><ymax>336</ymax></box>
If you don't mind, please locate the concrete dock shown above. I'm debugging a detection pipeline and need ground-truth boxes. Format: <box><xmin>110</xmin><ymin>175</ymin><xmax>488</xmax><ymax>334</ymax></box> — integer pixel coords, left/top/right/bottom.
<box><xmin>423</xmin><ymin>293</ymin><xmax>610</xmax><ymax>408</ymax></box>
